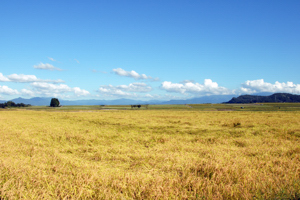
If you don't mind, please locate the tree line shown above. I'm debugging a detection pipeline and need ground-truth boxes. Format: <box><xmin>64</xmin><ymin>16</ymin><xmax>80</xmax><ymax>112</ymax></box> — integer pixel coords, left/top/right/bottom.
<box><xmin>0</xmin><ymin>101</ymin><xmax>31</xmax><ymax>108</ymax></box>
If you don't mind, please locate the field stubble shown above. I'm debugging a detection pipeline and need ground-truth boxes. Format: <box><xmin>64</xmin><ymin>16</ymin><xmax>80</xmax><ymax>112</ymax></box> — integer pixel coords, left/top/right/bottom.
<box><xmin>0</xmin><ymin>110</ymin><xmax>300</xmax><ymax>199</ymax></box>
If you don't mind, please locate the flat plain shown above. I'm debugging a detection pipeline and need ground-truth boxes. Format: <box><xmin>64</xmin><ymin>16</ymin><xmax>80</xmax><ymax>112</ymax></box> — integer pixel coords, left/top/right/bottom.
<box><xmin>0</xmin><ymin>104</ymin><xmax>300</xmax><ymax>199</ymax></box>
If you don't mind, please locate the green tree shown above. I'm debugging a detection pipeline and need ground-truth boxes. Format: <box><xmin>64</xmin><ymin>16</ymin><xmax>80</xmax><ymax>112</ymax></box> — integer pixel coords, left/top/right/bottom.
<box><xmin>50</xmin><ymin>98</ymin><xmax>60</xmax><ymax>107</ymax></box>
<box><xmin>6</xmin><ymin>101</ymin><xmax>16</xmax><ymax>107</ymax></box>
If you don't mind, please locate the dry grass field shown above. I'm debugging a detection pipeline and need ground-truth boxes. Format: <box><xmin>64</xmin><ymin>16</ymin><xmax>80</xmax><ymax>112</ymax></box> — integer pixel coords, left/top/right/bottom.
<box><xmin>0</xmin><ymin>108</ymin><xmax>300</xmax><ymax>199</ymax></box>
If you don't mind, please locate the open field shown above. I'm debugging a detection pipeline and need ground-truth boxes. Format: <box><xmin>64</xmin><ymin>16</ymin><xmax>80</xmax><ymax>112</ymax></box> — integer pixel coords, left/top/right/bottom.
<box><xmin>9</xmin><ymin>102</ymin><xmax>300</xmax><ymax>112</ymax></box>
<box><xmin>0</xmin><ymin>106</ymin><xmax>300</xmax><ymax>199</ymax></box>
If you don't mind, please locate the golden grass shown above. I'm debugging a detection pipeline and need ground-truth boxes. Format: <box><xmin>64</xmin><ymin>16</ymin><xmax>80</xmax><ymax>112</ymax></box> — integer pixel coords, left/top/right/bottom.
<box><xmin>0</xmin><ymin>110</ymin><xmax>300</xmax><ymax>199</ymax></box>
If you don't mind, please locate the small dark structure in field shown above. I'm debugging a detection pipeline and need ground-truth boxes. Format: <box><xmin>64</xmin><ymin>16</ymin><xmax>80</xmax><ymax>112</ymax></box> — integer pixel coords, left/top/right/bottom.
<box><xmin>131</xmin><ymin>105</ymin><xmax>141</xmax><ymax>109</ymax></box>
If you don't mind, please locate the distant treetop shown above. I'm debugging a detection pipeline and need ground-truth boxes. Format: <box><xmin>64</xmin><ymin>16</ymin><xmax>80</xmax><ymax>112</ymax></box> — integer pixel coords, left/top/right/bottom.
<box><xmin>50</xmin><ymin>98</ymin><xmax>60</xmax><ymax>107</ymax></box>
<box><xmin>0</xmin><ymin>101</ymin><xmax>31</xmax><ymax>108</ymax></box>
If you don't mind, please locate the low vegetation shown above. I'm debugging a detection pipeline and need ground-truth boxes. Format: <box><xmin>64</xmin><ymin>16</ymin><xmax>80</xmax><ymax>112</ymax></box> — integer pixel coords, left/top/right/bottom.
<box><xmin>0</xmin><ymin>101</ymin><xmax>31</xmax><ymax>108</ymax></box>
<box><xmin>0</xmin><ymin>105</ymin><xmax>299</xmax><ymax>199</ymax></box>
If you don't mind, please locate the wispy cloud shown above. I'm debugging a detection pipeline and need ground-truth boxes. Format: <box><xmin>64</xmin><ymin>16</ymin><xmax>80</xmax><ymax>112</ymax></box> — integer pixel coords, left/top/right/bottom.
<box><xmin>99</xmin><ymin>83</ymin><xmax>152</xmax><ymax>93</ymax></box>
<box><xmin>0</xmin><ymin>73</ymin><xmax>64</xmax><ymax>83</ymax></box>
<box><xmin>74</xmin><ymin>59</ymin><xmax>80</xmax><ymax>64</ymax></box>
<box><xmin>180</xmin><ymin>80</ymin><xmax>195</xmax><ymax>84</ymax></box>
<box><xmin>113</xmin><ymin>68</ymin><xmax>159</xmax><ymax>81</ymax></box>
<box><xmin>143</xmin><ymin>93</ymin><xmax>188</xmax><ymax>100</ymax></box>
<box><xmin>91</xmin><ymin>69</ymin><xmax>107</xmax><ymax>74</ymax></box>
<box><xmin>34</xmin><ymin>63</ymin><xmax>63</xmax><ymax>71</ymax></box>
<box><xmin>48</xmin><ymin>57</ymin><xmax>56</xmax><ymax>61</ymax></box>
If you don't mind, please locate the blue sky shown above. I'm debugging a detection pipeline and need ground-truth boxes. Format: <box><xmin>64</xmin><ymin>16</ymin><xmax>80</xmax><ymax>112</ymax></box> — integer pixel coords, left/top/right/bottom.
<box><xmin>1</xmin><ymin>0</ymin><xmax>300</xmax><ymax>100</ymax></box>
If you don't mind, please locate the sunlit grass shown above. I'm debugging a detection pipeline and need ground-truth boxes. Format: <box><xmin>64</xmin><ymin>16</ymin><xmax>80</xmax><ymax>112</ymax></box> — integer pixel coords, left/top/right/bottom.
<box><xmin>14</xmin><ymin>102</ymin><xmax>300</xmax><ymax>112</ymax></box>
<box><xmin>0</xmin><ymin>109</ymin><xmax>300</xmax><ymax>199</ymax></box>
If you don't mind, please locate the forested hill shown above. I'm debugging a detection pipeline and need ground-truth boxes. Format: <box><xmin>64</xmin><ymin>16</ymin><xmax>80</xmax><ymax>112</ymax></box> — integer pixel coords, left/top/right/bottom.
<box><xmin>226</xmin><ymin>93</ymin><xmax>300</xmax><ymax>103</ymax></box>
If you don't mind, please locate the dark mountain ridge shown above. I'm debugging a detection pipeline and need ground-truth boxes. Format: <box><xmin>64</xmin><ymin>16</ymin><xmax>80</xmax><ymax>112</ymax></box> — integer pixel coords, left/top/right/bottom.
<box><xmin>226</xmin><ymin>93</ymin><xmax>300</xmax><ymax>103</ymax></box>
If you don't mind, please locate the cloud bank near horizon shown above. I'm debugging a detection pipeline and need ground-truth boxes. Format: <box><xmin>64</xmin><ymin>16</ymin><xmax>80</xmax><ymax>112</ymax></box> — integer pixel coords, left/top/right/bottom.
<box><xmin>1</xmin><ymin>72</ymin><xmax>300</xmax><ymax>100</ymax></box>
<box><xmin>161</xmin><ymin>79</ymin><xmax>300</xmax><ymax>96</ymax></box>
<box><xmin>1</xmin><ymin>83</ymin><xmax>103</xmax><ymax>99</ymax></box>
<box><xmin>25</xmin><ymin>82</ymin><xmax>90</xmax><ymax>98</ymax></box>
<box><xmin>240</xmin><ymin>79</ymin><xmax>300</xmax><ymax>94</ymax></box>
<box><xmin>161</xmin><ymin>79</ymin><xmax>233</xmax><ymax>95</ymax></box>
<box><xmin>97</xmin><ymin>83</ymin><xmax>152</xmax><ymax>98</ymax></box>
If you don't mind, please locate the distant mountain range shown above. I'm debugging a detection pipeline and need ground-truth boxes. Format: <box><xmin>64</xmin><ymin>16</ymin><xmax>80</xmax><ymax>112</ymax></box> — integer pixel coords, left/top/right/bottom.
<box><xmin>1</xmin><ymin>92</ymin><xmax>289</xmax><ymax>106</ymax></box>
<box><xmin>226</xmin><ymin>93</ymin><xmax>300</xmax><ymax>103</ymax></box>
<box><xmin>161</xmin><ymin>94</ymin><xmax>240</xmax><ymax>105</ymax></box>
<box><xmin>0</xmin><ymin>97</ymin><xmax>164</xmax><ymax>106</ymax></box>
<box><xmin>1</xmin><ymin>95</ymin><xmax>238</xmax><ymax>106</ymax></box>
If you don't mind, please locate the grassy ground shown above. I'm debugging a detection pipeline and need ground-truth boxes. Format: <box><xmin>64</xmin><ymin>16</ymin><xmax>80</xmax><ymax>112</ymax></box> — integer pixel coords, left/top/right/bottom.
<box><xmin>0</xmin><ymin>107</ymin><xmax>300</xmax><ymax>199</ymax></box>
<box><xmin>8</xmin><ymin>102</ymin><xmax>300</xmax><ymax>111</ymax></box>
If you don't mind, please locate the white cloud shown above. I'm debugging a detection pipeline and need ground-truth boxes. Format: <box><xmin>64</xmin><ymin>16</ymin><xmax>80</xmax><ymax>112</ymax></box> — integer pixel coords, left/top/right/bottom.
<box><xmin>7</xmin><ymin>74</ymin><xmax>40</xmax><ymax>82</ymax></box>
<box><xmin>98</xmin><ymin>83</ymin><xmax>152</xmax><ymax>97</ymax></box>
<box><xmin>91</xmin><ymin>69</ymin><xmax>107</xmax><ymax>74</ymax></box>
<box><xmin>31</xmin><ymin>82</ymin><xmax>71</xmax><ymax>92</ymax></box>
<box><xmin>161</xmin><ymin>79</ymin><xmax>233</xmax><ymax>95</ymax></box>
<box><xmin>161</xmin><ymin>81</ymin><xmax>186</xmax><ymax>93</ymax></box>
<box><xmin>98</xmin><ymin>87</ymin><xmax>135</xmax><ymax>98</ymax></box>
<box><xmin>97</xmin><ymin>83</ymin><xmax>183</xmax><ymax>100</ymax></box>
<box><xmin>97</xmin><ymin>82</ymin><xmax>152</xmax><ymax>98</ymax></box>
<box><xmin>33</xmin><ymin>63</ymin><xmax>62</xmax><ymax>71</ymax></box>
<box><xmin>0</xmin><ymin>73</ymin><xmax>64</xmax><ymax>83</ymax></box>
<box><xmin>116</xmin><ymin>83</ymin><xmax>152</xmax><ymax>92</ymax></box>
<box><xmin>48</xmin><ymin>57</ymin><xmax>56</xmax><ymax>61</ymax></box>
<box><xmin>74</xmin><ymin>59</ymin><xmax>80</xmax><ymax>64</ymax></box>
<box><xmin>30</xmin><ymin>82</ymin><xmax>90</xmax><ymax>97</ymax></box>
<box><xmin>0</xmin><ymin>73</ymin><xmax>10</xmax><ymax>82</ymax></box>
<box><xmin>73</xmin><ymin>87</ymin><xmax>90</xmax><ymax>96</ymax></box>
<box><xmin>0</xmin><ymin>85</ymin><xmax>19</xmax><ymax>95</ymax></box>
<box><xmin>113</xmin><ymin>68</ymin><xmax>159</xmax><ymax>81</ymax></box>
<box><xmin>143</xmin><ymin>93</ymin><xmax>187</xmax><ymax>100</ymax></box>
<box><xmin>21</xmin><ymin>89</ymin><xmax>35</xmax><ymax>97</ymax></box>
<box><xmin>181</xmin><ymin>80</ymin><xmax>195</xmax><ymax>84</ymax></box>
<box><xmin>240</xmin><ymin>79</ymin><xmax>300</xmax><ymax>94</ymax></box>
<box><xmin>145</xmin><ymin>94</ymin><xmax>154</xmax><ymax>98</ymax></box>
